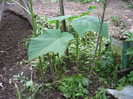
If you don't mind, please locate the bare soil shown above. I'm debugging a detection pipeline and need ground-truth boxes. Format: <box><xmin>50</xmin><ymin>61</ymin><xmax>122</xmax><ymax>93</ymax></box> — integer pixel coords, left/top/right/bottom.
<box><xmin>0</xmin><ymin>11</ymin><xmax>32</xmax><ymax>99</ymax></box>
<box><xmin>0</xmin><ymin>0</ymin><xmax>133</xmax><ymax>99</ymax></box>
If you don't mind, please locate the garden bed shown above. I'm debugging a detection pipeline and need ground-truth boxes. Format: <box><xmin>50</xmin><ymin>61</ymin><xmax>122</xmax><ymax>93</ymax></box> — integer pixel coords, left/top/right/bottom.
<box><xmin>0</xmin><ymin>0</ymin><xmax>133</xmax><ymax>99</ymax></box>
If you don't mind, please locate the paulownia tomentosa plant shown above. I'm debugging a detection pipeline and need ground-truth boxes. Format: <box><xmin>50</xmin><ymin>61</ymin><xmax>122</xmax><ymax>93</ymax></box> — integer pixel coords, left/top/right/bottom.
<box><xmin>28</xmin><ymin>6</ymin><xmax>108</xmax><ymax>70</ymax></box>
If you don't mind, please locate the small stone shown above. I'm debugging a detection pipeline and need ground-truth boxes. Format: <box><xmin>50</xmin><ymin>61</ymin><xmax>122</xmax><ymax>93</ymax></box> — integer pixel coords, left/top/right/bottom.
<box><xmin>129</xmin><ymin>26</ymin><xmax>133</xmax><ymax>32</ymax></box>
<box><xmin>127</xmin><ymin>19</ymin><xmax>132</xmax><ymax>22</ymax></box>
<box><xmin>0</xmin><ymin>83</ymin><xmax>3</xmax><ymax>88</ymax></box>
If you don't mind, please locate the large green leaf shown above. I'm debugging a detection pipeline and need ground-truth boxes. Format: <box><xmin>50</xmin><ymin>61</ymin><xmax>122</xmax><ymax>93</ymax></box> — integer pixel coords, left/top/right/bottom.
<box><xmin>70</xmin><ymin>16</ymin><xmax>108</xmax><ymax>37</ymax></box>
<box><xmin>28</xmin><ymin>29</ymin><xmax>74</xmax><ymax>60</ymax></box>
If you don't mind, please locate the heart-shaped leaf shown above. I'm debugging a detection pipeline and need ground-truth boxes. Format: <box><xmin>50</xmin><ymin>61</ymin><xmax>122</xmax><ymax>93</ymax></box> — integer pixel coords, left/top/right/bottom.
<box><xmin>28</xmin><ymin>29</ymin><xmax>74</xmax><ymax>60</ymax></box>
<box><xmin>70</xmin><ymin>16</ymin><xmax>108</xmax><ymax>37</ymax></box>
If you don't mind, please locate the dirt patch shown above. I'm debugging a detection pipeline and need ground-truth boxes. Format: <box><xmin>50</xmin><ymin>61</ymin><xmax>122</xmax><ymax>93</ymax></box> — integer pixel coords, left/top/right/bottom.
<box><xmin>0</xmin><ymin>11</ymin><xmax>32</xmax><ymax>99</ymax></box>
<box><xmin>33</xmin><ymin>0</ymin><xmax>133</xmax><ymax>36</ymax></box>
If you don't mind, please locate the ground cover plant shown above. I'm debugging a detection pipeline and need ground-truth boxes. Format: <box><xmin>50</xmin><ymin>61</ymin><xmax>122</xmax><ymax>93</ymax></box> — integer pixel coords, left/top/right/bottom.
<box><xmin>0</xmin><ymin>0</ymin><xmax>133</xmax><ymax>99</ymax></box>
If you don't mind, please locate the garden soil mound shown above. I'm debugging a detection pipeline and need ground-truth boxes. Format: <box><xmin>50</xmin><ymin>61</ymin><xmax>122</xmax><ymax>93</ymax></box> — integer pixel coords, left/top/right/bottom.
<box><xmin>0</xmin><ymin>11</ymin><xmax>32</xmax><ymax>99</ymax></box>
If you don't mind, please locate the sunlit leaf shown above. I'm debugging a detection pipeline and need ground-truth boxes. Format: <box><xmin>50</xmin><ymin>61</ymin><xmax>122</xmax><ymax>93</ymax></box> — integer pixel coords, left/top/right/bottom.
<box><xmin>88</xmin><ymin>6</ymin><xmax>96</xmax><ymax>12</ymax></box>
<box><xmin>28</xmin><ymin>29</ymin><xmax>74</xmax><ymax>60</ymax></box>
<box><xmin>63</xmin><ymin>93</ymin><xmax>71</xmax><ymax>98</ymax></box>
<box><xmin>70</xmin><ymin>16</ymin><xmax>108</xmax><ymax>37</ymax></box>
<box><xmin>59</xmin><ymin>86</ymin><xmax>68</xmax><ymax>93</ymax></box>
<box><xmin>82</xmin><ymin>88</ymin><xmax>89</xmax><ymax>94</ymax></box>
<box><xmin>82</xmin><ymin>78</ymin><xmax>88</xmax><ymax>86</ymax></box>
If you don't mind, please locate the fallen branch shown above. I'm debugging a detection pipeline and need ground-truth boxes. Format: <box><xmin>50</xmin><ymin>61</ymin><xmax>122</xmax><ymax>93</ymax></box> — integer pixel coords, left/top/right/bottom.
<box><xmin>116</xmin><ymin>66</ymin><xmax>133</xmax><ymax>74</ymax></box>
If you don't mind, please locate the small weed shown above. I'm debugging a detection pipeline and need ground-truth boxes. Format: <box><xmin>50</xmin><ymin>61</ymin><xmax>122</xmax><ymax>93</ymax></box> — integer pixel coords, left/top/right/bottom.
<box><xmin>57</xmin><ymin>74</ymin><xmax>89</xmax><ymax>99</ymax></box>
<box><xmin>13</xmin><ymin>70</ymin><xmax>42</xmax><ymax>99</ymax></box>
<box><xmin>91</xmin><ymin>87</ymin><xmax>107</xmax><ymax>99</ymax></box>
<box><xmin>128</xmin><ymin>1</ymin><xmax>133</xmax><ymax>9</ymax></box>
<box><xmin>127</xmin><ymin>71</ymin><xmax>133</xmax><ymax>83</ymax></box>
<box><xmin>111</xmin><ymin>16</ymin><xmax>119</xmax><ymax>23</ymax></box>
<box><xmin>110</xmin><ymin>16</ymin><xmax>126</xmax><ymax>28</ymax></box>
<box><xmin>117</xmin><ymin>71</ymin><xmax>133</xmax><ymax>91</ymax></box>
<box><xmin>119</xmin><ymin>4</ymin><xmax>125</xmax><ymax>8</ymax></box>
<box><xmin>19</xmin><ymin>38</ymin><xmax>30</xmax><ymax>50</ymax></box>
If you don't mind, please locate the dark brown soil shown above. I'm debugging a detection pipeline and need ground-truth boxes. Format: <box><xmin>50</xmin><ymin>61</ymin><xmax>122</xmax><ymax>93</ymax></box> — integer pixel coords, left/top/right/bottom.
<box><xmin>0</xmin><ymin>11</ymin><xmax>32</xmax><ymax>99</ymax></box>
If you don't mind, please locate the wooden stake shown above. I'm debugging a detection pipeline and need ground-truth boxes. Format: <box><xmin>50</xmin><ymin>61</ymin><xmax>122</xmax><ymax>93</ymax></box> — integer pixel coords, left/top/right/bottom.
<box><xmin>59</xmin><ymin>0</ymin><xmax>70</xmax><ymax>69</ymax></box>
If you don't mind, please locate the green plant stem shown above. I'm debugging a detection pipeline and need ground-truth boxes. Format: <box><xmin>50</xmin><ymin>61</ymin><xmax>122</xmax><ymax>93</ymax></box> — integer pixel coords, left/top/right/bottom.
<box><xmin>47</xmin><ymin>53</ymin><xmax>56</xmax><ymax>80</ymax></box>
<box><xmin>75</xmin><ymin>33</ymin><xmax>79</xmax><ymax>70</ymax></box>
<box><xmin>13</xmin><ymin>0</ymin><xmax>31</xmax><ymax>15</ymax></box>
<box><xmin>56</xmin><ymin>20</ymin><xmax>59</xmax><ymax>29</ymax></box>
<box><xmin>29</xmin><ymin>0</ymin><xmax>37</xmax><ymax>37</ymax></box>
<box><xmin>30</xmin><ymin>68</ymin><xmax>33</xmax><ymax>80</ymax></box>
<box><xmin>31</xmin><ymin>85</ymin><xmax>41</xmax><ymax>99</ymax></box>
<box><xmin>39</xmin><ymin>56</ymin><xmax>44</xmax><ymax>81</ymax></box>
<box><xmin>14</xmin><ymin>83</ymin><xmax>21</xmax><ymax>99</ymax></box>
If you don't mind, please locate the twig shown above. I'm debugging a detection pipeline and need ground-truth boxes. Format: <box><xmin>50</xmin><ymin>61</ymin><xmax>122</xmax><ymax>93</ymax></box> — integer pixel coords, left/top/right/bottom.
<box><xmin>92</xmin><ymin>71</ymin><xmax>100</xmax><ymax>79</ymax></box>
<box><xmin>88</xmin><ymin>0</ymin><xmax>109</xmax><ymax>86</ymax></box>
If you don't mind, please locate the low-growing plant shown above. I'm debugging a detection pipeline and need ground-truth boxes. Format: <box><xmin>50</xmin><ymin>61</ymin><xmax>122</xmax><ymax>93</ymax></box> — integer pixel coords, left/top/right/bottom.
<box><xmin>127</xmin><ymin>71</ymin><xmax>133</xmax><ymax>84</ymax></box>
<box><xmin>13</xmin><ymin>70</ymin><xmax>42</xmax><ymax>99</ymax></box>
<box><xmin>128</xmin><ymin>0</ymin><xmax>133</xmax><ymax>9</ymax></box>
<box><xmin>119</xmin><ymin>4</ymin><xmax>125</xmax><ymax>8</ymax></box>
<box><xmin>117</xmin><ymin>76</ymin><xmax>127</xmax><ymax>90</ymax></box>
<box><xmin>91</xmin><ymin>87</ymin><xmax>107</xmax><ymax>99</ymax></box>
<box><xmin>58</xmin><ymin>74</ymin><xmax>89</xmax><ymax>98</ymax></box>
<box><xmin>117</xmin><ymin>71</ymin><xmax>133</xmax><ymax>91</ymax></box>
